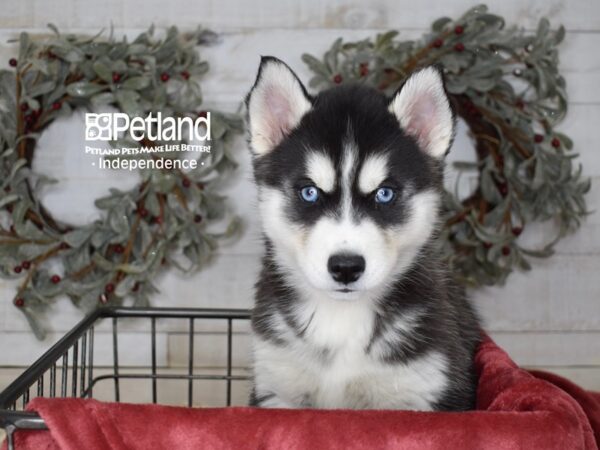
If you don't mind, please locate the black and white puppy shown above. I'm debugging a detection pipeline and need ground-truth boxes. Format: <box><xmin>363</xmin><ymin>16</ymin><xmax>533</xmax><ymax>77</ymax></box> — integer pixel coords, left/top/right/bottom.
<box><xmin>245</xmin><ymin>57</ymin><xmax>481</xmax><ymax>411</ymax></box>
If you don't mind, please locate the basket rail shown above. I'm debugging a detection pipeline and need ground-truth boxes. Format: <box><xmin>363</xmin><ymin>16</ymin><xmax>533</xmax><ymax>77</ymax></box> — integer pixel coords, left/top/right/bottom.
<box><xmin>0</xmin><ymin>308</ymin><xmax>102</xmax><ymax>410</ymax></box>
<box><xmin>0</xmin><ymin>307</ymin><xmax>251</xmax><ymax>409</ymax></box>
<box><xmin>0</xmin><ymin>306</ymin><xmax>252</xmax><ymax>446</ymax></box>
<box><xmin>0</xmin><ymin>411</ymin><xmax>47</xmax><ymax>450</ymax></box>
<box><xmin>0</xmin><ymin>410</ymin><xmax>47</xmax><ymax>430</ymax></box>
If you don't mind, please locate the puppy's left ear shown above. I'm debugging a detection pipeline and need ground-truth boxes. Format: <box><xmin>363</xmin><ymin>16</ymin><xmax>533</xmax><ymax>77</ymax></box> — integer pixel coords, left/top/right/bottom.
<box><xmin>246</xmin><ymin>56</ymin><xmax>312</xmax><ymax>156</ymax></box>
<box><xmin>389</xmin><ymin>67</ymin><xmax>455</xmax><ymax>159</ymax></box>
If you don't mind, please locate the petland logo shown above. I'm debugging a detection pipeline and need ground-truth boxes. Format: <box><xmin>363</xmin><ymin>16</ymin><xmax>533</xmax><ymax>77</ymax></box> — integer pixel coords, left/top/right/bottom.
<box><xmin>85</xmin><ymin>112</ymin><xmax>211</xmax><ymax>142</ymax></box>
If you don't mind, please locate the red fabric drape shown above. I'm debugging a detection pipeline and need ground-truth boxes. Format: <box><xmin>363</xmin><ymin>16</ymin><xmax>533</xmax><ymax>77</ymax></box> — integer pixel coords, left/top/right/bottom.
<box><xmin>6</xmin><ymin>335</ymin><xmax>599</xmax><ymax>449</ymax></box>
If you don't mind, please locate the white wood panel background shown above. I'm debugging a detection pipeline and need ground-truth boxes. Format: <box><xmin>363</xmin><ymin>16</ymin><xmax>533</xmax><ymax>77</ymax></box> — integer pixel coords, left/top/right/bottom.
<box><xmin>0</xmin><ymin>0</ymin><xmax>599</xmax><ymax>407</ymax></box>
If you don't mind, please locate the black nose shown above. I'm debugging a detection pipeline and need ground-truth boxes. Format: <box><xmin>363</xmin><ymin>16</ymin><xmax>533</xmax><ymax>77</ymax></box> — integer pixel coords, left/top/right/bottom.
<box><xmin>327</xmin><ymin>253</ymin><xmax>365</xmax><ymax>284</ymax></box>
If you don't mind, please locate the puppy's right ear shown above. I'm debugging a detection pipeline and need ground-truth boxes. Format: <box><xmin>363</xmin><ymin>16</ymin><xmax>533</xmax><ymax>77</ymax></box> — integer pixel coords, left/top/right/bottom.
<box><xmin>388</xmin><ymin>66</ymin><xmax>454</xmax><ymax>159</ymax></box>
<box><xmin>246</xmin><ymin>57</ymin><xmax>312</xmax><ymax>156</ymax></box>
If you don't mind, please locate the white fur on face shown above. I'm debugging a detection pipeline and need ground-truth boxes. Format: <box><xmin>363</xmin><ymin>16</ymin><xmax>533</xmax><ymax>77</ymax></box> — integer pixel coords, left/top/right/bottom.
<box><xmin>306</xmin><ymin>151</ymin><xmax>336</xmax><ymax>193</ymax></box>
<box><xmin>258</xmin><ymin>184</ymin><xmax>440</xmax><ymax>297</ymax></box>
<box><xmin>358</xmin><ymin>153</ymin><xmax>390</xmax><ymax>194</ymax></box>
<box><xmin>389</xmin><ymin>67</ymin><xmax>453</xmax><ymax>159</ymax></box>
<box><xmin>247</xmin><ymin>60</ymin><xmax>311</xmax><ymax>155</ymax></box>
<box><xmin>340</xmin><ymin>140</ymin><xmax>358</xmax><ymax>219</ymax></box>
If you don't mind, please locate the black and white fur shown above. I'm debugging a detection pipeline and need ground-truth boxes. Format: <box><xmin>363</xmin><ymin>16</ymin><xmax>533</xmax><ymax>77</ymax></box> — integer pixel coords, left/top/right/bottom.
<box><xmin>246</xmin><ymin>57</ymin><xmax>481</xmax><ymax>411</ymax></box>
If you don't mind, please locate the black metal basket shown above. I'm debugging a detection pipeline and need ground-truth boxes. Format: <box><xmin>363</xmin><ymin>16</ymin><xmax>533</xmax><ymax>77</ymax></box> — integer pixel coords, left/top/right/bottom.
<box><xmin>0</xmin><ymin>306</ymin><xmax>252</xmax><ymax>450</ymax></box>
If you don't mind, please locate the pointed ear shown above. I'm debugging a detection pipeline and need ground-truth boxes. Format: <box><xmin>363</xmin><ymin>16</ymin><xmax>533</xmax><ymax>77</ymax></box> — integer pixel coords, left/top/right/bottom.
<box><xmin>246</xmin><ymin>56</ymin><xmax>312</xmax><ymax>156</ymax></box>
<box><xmin>389</xmin><ymin>67</ymin><xmax>455</xmax><ymax>159</ymax></box>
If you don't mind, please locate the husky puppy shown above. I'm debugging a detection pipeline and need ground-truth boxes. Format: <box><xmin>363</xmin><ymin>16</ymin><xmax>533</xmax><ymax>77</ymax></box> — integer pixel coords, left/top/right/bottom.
<box><xmin>245</xmin><ymin>57</ymin><xmax>481</xmax><ymax>411</ymax></box>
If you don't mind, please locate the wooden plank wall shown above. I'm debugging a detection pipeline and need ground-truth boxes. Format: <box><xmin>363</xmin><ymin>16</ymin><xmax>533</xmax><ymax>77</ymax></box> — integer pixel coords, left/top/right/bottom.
<box><xmin>0</xmin><ymin>0</ymin><xmax>598</xmax><ymax>407</ymax></box>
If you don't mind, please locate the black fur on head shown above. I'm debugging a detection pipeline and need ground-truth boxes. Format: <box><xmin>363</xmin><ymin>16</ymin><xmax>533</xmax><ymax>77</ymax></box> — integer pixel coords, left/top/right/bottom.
<box><xmin>246</xmin><ymin>57</ymin><xmax>455</xmax><ymax>230</ymax></box>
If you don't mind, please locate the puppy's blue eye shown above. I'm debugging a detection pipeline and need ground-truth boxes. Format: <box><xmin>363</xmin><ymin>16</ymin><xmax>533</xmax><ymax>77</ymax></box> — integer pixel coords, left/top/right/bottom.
<box><xmin>375</xmin><ymin>187</ymin><xmax>395</xmax><ymax>204</ymax></box>
<box><xmin>300</xmin><ymin>186</ymin><xmax>319</xmax><ymax>203</ymax></box>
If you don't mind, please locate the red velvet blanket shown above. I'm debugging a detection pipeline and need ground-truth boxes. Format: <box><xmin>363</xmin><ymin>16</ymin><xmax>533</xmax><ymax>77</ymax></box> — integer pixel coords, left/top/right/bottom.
<box><xmin>7</xmin><ymin>335</ymin><xmax>600</xmax><ymax>449</ymax></box>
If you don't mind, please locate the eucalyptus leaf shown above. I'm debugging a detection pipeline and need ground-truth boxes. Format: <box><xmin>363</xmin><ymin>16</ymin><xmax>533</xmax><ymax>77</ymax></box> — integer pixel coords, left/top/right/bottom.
<box><xmin>62</xmin><ymin>227</ymin><xmax>94</xmax><ymax>247</ymax></box>
<box><xmin>122</xmin><ymin>76</ymin><xmax>151</xmax><ymax>90</ymax></box>
<box><xmin>66</xmin><ymin>81</ymin><xmax>107</xmax><ymax>97</ymax></box>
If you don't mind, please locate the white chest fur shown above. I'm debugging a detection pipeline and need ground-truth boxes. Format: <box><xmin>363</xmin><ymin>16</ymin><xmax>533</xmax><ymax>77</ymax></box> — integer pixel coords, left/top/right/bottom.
<box><xmin>252</xmin><ymin>294</ymin><xmax>449</xmax><ymax>410</ymax></box>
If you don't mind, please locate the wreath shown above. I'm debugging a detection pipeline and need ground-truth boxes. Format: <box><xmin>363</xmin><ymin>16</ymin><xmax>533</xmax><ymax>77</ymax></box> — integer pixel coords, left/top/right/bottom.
<box><xmin>302</xmin><ymin>5</ymin><xmax>590</xmax><ymax>287</ymax></box>
<box><xmin>0</xmin><ymin>26</ymin><xmax>242</xmax><ymax>338</ymax></box>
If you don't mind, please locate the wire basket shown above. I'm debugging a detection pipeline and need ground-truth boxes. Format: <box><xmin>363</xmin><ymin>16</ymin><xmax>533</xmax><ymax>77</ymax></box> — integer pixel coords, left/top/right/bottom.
<box><xmin>0</xmin><ymin>307</ymin><xmax>252</xmax><ymax>450</ymax></box>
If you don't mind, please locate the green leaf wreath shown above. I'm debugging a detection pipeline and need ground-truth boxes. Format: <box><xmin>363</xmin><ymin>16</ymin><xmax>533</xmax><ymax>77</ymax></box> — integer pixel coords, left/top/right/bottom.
<box><xmin>0</xmin><ymin>26</ymin><xmax>243</xmax><ymax>338</ymax></box>
<box><xmin>303</xmin><ymin>5</ymin><xmax>590</xmax><ymax>286</ymax></box>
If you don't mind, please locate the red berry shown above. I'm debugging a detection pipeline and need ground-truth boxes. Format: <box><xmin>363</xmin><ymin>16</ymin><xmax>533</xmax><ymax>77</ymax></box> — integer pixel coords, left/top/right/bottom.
<box><xmin>551</xmin><ymin>138</ymin><xmax>561</xmax><ymax>148</ymax></box>
<box><xmin>152</xmin><ymin>216</ymin><xmax>163</xmax><ymax>225</ymax></box>
<box><xmin>359</xmin><ymin>63</ymin><xmax>369</xmax><ymax>77</ymax></box>
<box><xmin>333</xmin><ymin>74</ymin><xmax>343</xmax><ymax>84</ymax></box>
<box><xmin>24</xmin><ymin>114</ymin><xmax>34</xmax><ymax>124</ymax></box>
<box><xmin>20</xmin><ymin>103</ymin><xmax>28</xmax><ymax>111</ymax></box>
<box><xmin>51</xmin><ymin>101</ymin><xmax>61</xmax><ymax>111</ymax></box>
<box><xmin>194</xmin><ymin>214</ymin><xmax>203</xmax><ymax>223</ymax></box>
<box><xmin>114</xmin><ymin>244</ymin><xmax>124</xmax><ymax>254</ymax></box>
<box><xmin>483</xmin><ymin>242</ymin><xmax>493</xmax><ymax>249</ymax></box>
<box><xmin>112</xmin><ymin>72</ymin><xmax>121</xmax><ymax>83</ymax></box>
<box><xmin>160</xmin><ymin>72</ymin><xmax>170</xmax><ymax>82</ymax></box>
<box><xmin>455</xmin><ymin>25</ymin><xmax>464</xmax><ymax>35</ymax></box>
<box><xmin>51</xmin><ymin>274</ymin><xmax>61</xmax><ymax>284</ymax></box>
<box><xmin>515</xmin><ymin>99</ymin><xmax>525</xmax><ymax>109</ymax></box>
<box><xmin>454</xmin><ymin>43</ymin><xmax>465</xmax><ymax>52</ymax></box>
<box><xmin>512</xmin><ymin>227</ymin><xmax>523</xmax><ymax>236</ymax></box>
<box><xmin>137</xmin><ymin>207</ymin><xmax>148</xmax><ymax>217</ymax></box>
<box><xmin>9</xmin><ymin>58</ymin><xmax>17</xmax><ymax>67</ymax></box>
<box><xmin>534</xmin><ymin>134</ymin><xmax>544</xmax><ymax>143</ymax></box>
<box><xmin>432</xmin><ymin>38</ymin><xmax>444</xmax><ymax>48</ymax></box>
<box><xmin>182</xmin><ymin>178</ymin><xmax>191</xmax><ymax>188</ymax></box>
<box><xmin>502</xmin><ymin>246</ymin><xmax>511</xmax><ymax>256</ymax></box>
<box><xmin>181</xmin><ymin>71</ymin><xmax>190</xmax><ymax>80</ymax></box>
<box><xmin>14</xmin><ymin>298</ymin><xmax>25</xmax><ymax>307</ymax></box>
<box><xmin>14</xmin><ymin>265</ymin><xmax>22</xmax><ymax>274</ymax></box>
<box><xmin>21</xmin><ymin>261</ymin><xmax>31</xmax><ymax>270</ymax></box>
<box><xmin>105</xmin><ymin>283</ymin><xmax>115</xmax><ymax>294</ymax></box>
